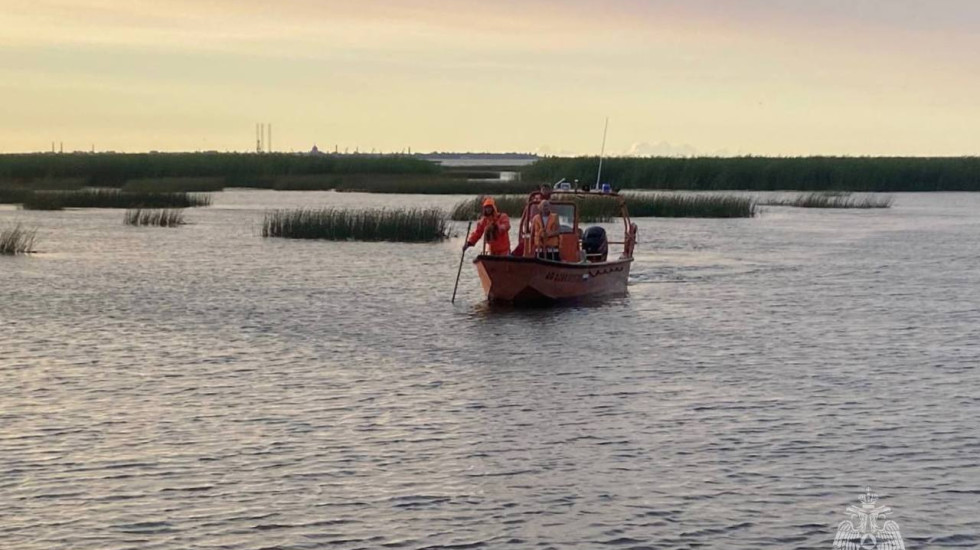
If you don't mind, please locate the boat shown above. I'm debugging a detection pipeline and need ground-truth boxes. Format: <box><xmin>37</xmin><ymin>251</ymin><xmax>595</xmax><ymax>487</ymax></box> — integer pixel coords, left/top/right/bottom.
<box><xmin>473</xmin><ymin>185</ymin><xmax>638</xmax><ymax>304</ymax></box>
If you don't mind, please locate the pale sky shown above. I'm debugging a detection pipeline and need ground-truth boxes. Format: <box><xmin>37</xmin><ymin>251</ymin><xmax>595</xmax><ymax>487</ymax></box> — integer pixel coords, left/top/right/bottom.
<box><xmin>1</xmin><ymin>0</ymin><xmax>978</xmax><ymax>155</ymax></box>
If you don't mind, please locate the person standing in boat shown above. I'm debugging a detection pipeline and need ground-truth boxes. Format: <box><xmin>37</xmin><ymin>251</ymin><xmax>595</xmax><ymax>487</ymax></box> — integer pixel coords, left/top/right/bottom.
<box><xmin>532</xmin><ymin>200</ymin><xmax>560</xmax><ymax>261</ymax></box>
<box><xmin>464</xmin><ymin>197</ymin><xmax>511</xmax><ymax>255</ymax></box>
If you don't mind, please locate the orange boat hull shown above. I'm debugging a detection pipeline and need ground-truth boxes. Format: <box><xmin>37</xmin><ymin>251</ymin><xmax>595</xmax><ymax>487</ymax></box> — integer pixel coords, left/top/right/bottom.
<box><xmin>474</xmin><ymin>255</ymin><xmax>632</xmax><ymax>304</ymax></box>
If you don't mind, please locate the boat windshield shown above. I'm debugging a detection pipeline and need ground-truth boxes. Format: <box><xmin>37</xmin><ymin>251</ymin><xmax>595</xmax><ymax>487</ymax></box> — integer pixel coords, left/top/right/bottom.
<box><xmin>553</xmin><ymin>203</ymin><xmax>576</xmax><ymax>233</ymax></box>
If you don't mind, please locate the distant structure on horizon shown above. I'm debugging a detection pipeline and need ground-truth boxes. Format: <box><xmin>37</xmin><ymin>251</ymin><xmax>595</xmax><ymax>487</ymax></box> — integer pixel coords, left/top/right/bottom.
<box><xmin>297</xmin><ymin>146</ymin><xmax>538</xmax><ymax>167</ymax></box>
<box><xmin>255</xmin><ymin>123</ymin><xmax>272</xmax><ymax>153</ymax></box>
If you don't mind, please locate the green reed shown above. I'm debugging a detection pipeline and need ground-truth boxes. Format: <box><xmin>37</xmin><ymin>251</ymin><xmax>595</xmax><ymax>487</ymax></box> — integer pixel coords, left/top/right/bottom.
<box><xmin>122</xmin><ymin>177</ymin><xmax>226</xmax><ymax>193</ymax></box>
<box><xmin>124</xmin><ymin>208</ymin><xmax>186</xmax><ymax>227</ymax></box>
<box><xmin>0</xmin><ymin>186</ymin><xmax>33</xmax><ymax>205</ymax></box>
<box><xmin>451</xmin><ymin>193</ymin><xmax>756</xmax><ymax>221</ymax></box>
<box><xmin>0</xmin><ymin>152</ymin><xmax>440</xmax><ymax>187</ymax></box>
<box><xmin>332</xmin><ymin>175</ymin><xmax>533</xmax><ymax>195</ymax></box>
<box><xmin>228</xmin><ymin>174</ymin><xmax>533</xmax><ymax>193</ymax></box>
<box><xmin>0</xmin><ymin>223</ymin><xmax>37</xmax><ymax>255</ymax></box>
<box><xmin>759</xmin><ymin>192</ymin><xmax>893</xmax><ymax>208</ymax></box>
<box><xmin>523</xmin><ymin>156</ymin><xmax>980</xmax><ymax>192</ymax></box>
<box><xmin>21</xmin><ymin>190</ymin><xmax>212</xmax><ymax>210</ymax></box>
<box><xmin>262</xmin><ymin>207</ymin><xmax>450</xmax><ymax>242</ymax></box>
<box><xmin>624</xmin><ymin>193</ymin><xmax>757</xmax><ymax>218</ymax></box>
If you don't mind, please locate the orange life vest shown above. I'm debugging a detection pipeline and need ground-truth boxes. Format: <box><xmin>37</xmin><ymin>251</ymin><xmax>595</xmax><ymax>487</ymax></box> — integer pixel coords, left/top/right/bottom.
<box><xmin>531</xmin><ymin>213</ymin><xmax>560</xmax><ymax>249</ymax></box>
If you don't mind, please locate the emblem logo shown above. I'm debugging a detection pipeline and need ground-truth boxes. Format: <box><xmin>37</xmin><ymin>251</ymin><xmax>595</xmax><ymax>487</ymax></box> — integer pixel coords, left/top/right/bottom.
<box><xmin>834</xmin><ymin>488</ymin><xmax>905</xmax><ymax>550</ymax></box>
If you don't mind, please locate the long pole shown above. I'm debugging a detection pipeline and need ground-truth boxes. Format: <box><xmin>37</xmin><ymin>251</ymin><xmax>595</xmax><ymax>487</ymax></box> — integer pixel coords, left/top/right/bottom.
<box><xmin>451</xmin><ymin>220</ymin><xmax>473</xmax><ymax>304</ymax></box>
<box><xmin>595</xmin><ymin>117</ymin><xmax>609</xmax><ymax>189</ymax></box>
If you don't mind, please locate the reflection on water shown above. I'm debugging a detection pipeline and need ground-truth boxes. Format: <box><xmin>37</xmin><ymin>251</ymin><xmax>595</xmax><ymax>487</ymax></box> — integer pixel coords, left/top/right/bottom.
<box><xmin>2</xmin><ymin>191</ymin><xmax>979</xmax><ymax>549</ymax></box>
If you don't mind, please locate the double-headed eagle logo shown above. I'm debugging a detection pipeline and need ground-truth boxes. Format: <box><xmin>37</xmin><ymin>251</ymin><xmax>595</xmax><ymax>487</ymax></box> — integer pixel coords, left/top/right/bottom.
<box><xmin>833</xmin><ymin>488</ymin><xmax>905</xmax><ymax>550</ymax></box>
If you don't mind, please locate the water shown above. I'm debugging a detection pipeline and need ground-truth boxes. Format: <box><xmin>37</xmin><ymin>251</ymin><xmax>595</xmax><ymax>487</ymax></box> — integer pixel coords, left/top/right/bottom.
<box><xmin>2</xmin><ymin>191</ymin><xmax>979</xmax><ymax>549</ymax></box>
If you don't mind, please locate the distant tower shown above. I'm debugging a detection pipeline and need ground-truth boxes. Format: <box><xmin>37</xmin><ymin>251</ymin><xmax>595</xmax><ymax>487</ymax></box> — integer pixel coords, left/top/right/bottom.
<box><xmin>267</xmin><ymin>123</ymin><xmax>272</xmax><ymax>153</ymax></box>
<box><xmin>256</xmin><ymin>123</ymin><xmax>261</xmax><ymax>153</ymax></box>
<box><xmin>59</xmin><ymin>142</ymin><xmax>63</xmax><ymax>154</ymax></box>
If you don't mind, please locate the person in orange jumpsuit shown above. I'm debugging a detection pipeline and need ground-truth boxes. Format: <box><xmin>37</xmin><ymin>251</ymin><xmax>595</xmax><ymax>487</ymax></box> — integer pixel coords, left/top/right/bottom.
<box><xmin>464</xmin><ymin>197</ymin><xmax>511</xmax><ymax>255</ymax></box>
<box><xmin>531</xmin><ymin>200</ymin><xmax>560</xmax><ymax>261</ymax></box>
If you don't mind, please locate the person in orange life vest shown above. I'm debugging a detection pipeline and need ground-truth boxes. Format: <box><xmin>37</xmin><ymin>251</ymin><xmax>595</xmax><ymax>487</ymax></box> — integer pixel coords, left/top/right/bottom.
<box><xmin>464</xmin><ymin>197</ymin><xmax>511</xmax><ymax>255</ymax></box>
<box><xmin>532</xmin><ymin>200</ymin><xmax>560</xmax><ymax>261</ymax></box>
<box><xmin>511</xmin><ymin>202</ymin><xmax>539</xmax><ymax>257</ymax></box>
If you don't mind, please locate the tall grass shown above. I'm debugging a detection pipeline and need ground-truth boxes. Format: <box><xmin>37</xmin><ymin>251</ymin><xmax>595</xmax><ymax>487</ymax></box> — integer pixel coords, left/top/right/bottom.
<box><xmin>451</xmin><ymin>193</ymin><xmax>756</xmax><ymax>221</ymax></box>
<box><xmin>268</xmin><ymin>175</ymin><xmax>343</xmax><ymax>190</ymax></box>
<box><xmin>21</xmin><ymin>190</ymin><xmax>212</xmax><ymax>210</ymax></box>
<box><xmin>0</xmin><ymin>186</ymin><xmax>33</xmax><ymax>204</ymax></box>
<box><xmin>332</xmin><ymin>176</ymin><xmax>533</xmax><ymax>194</ymax></box>
<box><xmin>0</xmin><ymin>223</ymin><xmax>37</xmax><ymax>255</ymax></box>
<box><xmin>231</xmin><ymin>174</ymin><xmax>534</xmax><ymax>193</ymax></box>
<box><xmin>759</xmin><ymin>193</ymin><xmax>893</xmax><ymax>208</ymax></box>
<box><xmin>0</xmin><ymin>177</ymin><xmax>85</xmax><ymax>190</ymax></box>
<box><xmin>626</xmin><ymin>193</ymin><xmax>757</xmax><ymax>218</ymax></box>
<box><xmin>124</xmin><ymin>208</ymin><xmax>186</xmax><ymax>227</ymax></box>
<box><xmin>523</xmin><ymin>156</ymin><xmax>980</xmax><ymax>192</ymax></box>
<box><xmin>122</xmin><ymin>177</ymin><xmax>225</xmax><ymax>193</ymax></box>
<box><xmin>0</xmin><ymin>153</ymin><xmax>440</xmax><ymax>187</ymax></box>
<box><xmin>263</xmin><ymin>207</ymin><xmax>449</xmax><ymax>242</ymax></box>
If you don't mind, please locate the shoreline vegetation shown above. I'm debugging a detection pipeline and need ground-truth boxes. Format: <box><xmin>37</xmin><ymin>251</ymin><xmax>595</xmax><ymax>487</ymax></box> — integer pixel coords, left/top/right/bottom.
<box><xmin>1</xmin><ymin>153</ymin><xmax>978</xmax><ymax>193</ymax></box>
<box><xmin>124</xmin><ymin>209</ymin><xmax>186</xmax><ymax>227</ymax></box>
<box><xmin>522</xmin><ymin>156</ymin><xmax>980</xmax><ymax>192</ymax></box>
<box><xmin>262</xmin><ymin>208</ymin><xmax>450</xmax><ymax>242</ymax></box>
<box><xmin>759</xmin><ymin>193</ymin><xmax>893</xmax><ymax>209</ymax></box>
<box><xmin>0</xmin><ymin>153</ymin><xmax>438</xmax><ymax>187</ymax></box>
<box><xmin>451</xmin><ymin>194</ymin><xmax>759</xmax><ymax>221</ymax></box>
<box><xmin>16</xmin><ymin>190</ymin><xmax>212</xmax><ymax>210</ymax></box>
<box><xmin>0</xmin><ymin>223</ymin><xmax>37</xmax><ymax>255</ymax></box>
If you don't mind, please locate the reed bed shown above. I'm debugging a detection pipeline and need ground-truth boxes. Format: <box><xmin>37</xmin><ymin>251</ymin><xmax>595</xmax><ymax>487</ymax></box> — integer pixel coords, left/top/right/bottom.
<box><xmin>0</xmin><ymin>152</ymin><xmax>439</xmax><ymax>187</ymax></box>
<box><xmin>269</xmin><ymin>175</ymin><xmax>344</xmax><ymax>190</ymax></box>
<box><xmin>0</xmin><ymin>186</ymin><xmax>33</xmax><ymax>205</ymax></box>
<box><xmin>0</xmin><ymin>223</ymin><xmax>37</xmax><ymax>255</ymax></box>
<box><xmin>122</xmin><ymin>177</ymin><xmax>225</xmax><ymax>193</ymax></box>
<box><xmin>626</xmin><ymin>193</ymin><xmax>757</xmax><ymax>218</ymax></box>
<box><xmin>0</xmin><ymin>177</ymin><xmax>85</xmax><ymax>190</ymax></box>
<box><xmin>124</xmin><ymin>208</ymin><xmax>186</xmax><ymax>227</ymax></box>
<box><xmin>263</xmin><ymin>207</ymin><xmax>449</xmax><ymax>242</ymax></box>
<box><xmin>523</xmin><ymin>156</ymin><xmax>980</xmax><ymax>192</ymax></box>
<box><xmin>451</xmin><ymin>193</ymin><xmax>756</xmax><ymax>221</ymax></box>
<box><xmin>21</xmin><ymin>190</ymin><xmax>212</xmax><ymax>210</ymax></box>
<box><xmin>332</xmin><ymin>176</ymin><xmax>532</xmax><ymax>195</ymax></box>
<box><xmin>231</xmin><ymin>174</ymin><xmax>532</xmax><ymax>193</ymax></box>
<box><xmin>759</xmin><ymin>193</ymin><xmax>893</xmax><ymax>208</ymax></box>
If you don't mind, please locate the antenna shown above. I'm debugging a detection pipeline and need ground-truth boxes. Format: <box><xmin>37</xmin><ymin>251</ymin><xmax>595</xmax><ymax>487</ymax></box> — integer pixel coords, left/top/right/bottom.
<box><xmin>595</xmin><ymin>117</ymin><xmax>609</xmax><ymax>189</ymax></box>
<box><xmin>267</xmin><ymin>123</ymin><xmax>272</xmax><ymax>153</ymax></box>
<box><xmin>256</xmin><ymin>123</ymin><xmax>261</xmax><ymax>153</ymax></box>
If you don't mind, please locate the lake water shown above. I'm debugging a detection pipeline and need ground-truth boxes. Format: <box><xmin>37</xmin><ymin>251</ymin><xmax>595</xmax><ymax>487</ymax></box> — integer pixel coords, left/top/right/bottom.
<box><xmin>2</xmin><ymin>191</ymin><xmax>979</xmax><ymax>549</ymax></box>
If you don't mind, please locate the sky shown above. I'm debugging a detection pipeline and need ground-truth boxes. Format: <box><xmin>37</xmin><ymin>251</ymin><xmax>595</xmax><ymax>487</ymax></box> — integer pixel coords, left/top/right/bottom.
<box><xmin>1</xmin><ymin>0</ymin><xmax>978</xmax><ymax>156</ymax></box>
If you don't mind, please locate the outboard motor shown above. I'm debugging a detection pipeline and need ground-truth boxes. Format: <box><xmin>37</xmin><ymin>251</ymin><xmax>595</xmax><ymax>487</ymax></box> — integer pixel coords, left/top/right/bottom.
<box><xmin>582</xmin><ymin>226</ymin><xmax>608</xmax><ymax>262</ymax></box>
